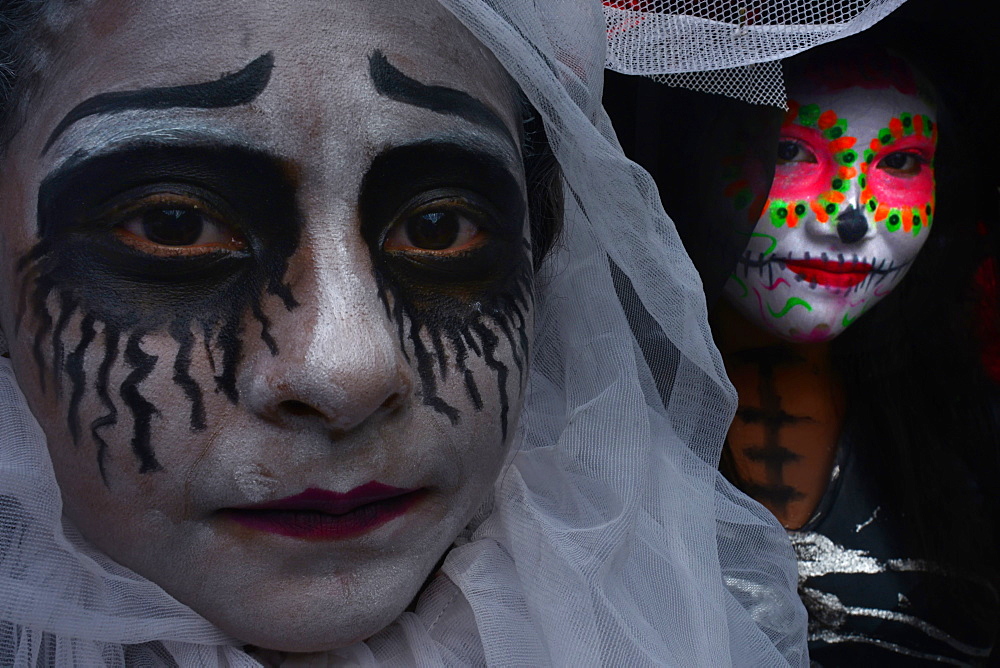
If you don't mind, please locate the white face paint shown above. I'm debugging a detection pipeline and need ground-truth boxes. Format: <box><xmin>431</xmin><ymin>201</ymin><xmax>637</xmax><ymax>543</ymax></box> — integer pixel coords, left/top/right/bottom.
<box><xmin>0</xmin><ymin>0</ymin><xmax>534</xmax><ymax>652</ymax></box>
<box><xmin>722</xmin><ymin>84</ymin><xmax>937</xmax><ymax>341</ymax></box>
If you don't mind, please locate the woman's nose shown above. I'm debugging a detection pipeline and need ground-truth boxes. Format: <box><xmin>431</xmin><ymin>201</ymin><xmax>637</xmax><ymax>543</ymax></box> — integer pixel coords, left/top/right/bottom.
<box><xmin>834</xmin><ymin>206</ymin><xmax>869</xmax><ymax>243</ymax></box>
<box><xmin>241</xmin><ymin>267</ymin><xmax>412</xmax><ymax>436</ymax></box>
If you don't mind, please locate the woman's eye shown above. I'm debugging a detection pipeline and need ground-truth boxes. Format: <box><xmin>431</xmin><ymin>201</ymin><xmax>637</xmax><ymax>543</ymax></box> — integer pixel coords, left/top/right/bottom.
<box><xmin>877</xmin><ymin>151</ymin><xmax>924</xmax><ymax>176</ymax></box>
<box><xmin>384</xmin><ymin>203</ymin><xmax>487</xmax><ymax>254</ymax></box>
<box><xmin>113</xmin><ymin>197</ymin><xmax>246</xmax><ymax>256</ymax></box>
<box><xmin>776</xmin><ymin>140</ymin><xmax>816</xmax><ymax>164</ymax></box>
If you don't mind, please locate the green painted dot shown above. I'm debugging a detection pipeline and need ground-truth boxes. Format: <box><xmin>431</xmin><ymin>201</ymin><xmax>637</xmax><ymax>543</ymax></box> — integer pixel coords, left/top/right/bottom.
<box><xmin>859</xmin><ymin>175</ymin><xmax>867</xmax><ymax>187</ymax></box>
<box><xmin>827</xmin><ymin>126</ymin><xmax>843</xmax><ymax>139</ymax></box>
<box><xmin>769</xmin><ymin>201</ymin><xmax>789</xmax><ymax>228</ymax></box>
<box><xmin>826</xmin><ymin>203</ymin><xmax>837</xmax><ymax>214</ymax></box>
<box><xmin>798</xmin><ymin>104</ymin><xmax>821</xmax><ymax>127</ymax></box>
<box><xmin>880</xmin><ymin>130</ymin><xmax>892</xmax><ymax>144</ymax></box>
<box><xmin>841</xmin><ymin>150</ymin><xmax>857</xmax><ymax>165</ymax></box>
<box><xmin>925</xmin><ymin>203</ymin><xmax>932</xmax><ymax>215</ymax></box>
<box><xmin>832</xmin><ymin>178</ymin><xmax>844</xmax><ymax>190</ymax></box>
<box><xmin>864</xmin><ymin>149</ymin><xmax>875</xmax><ymax>162</ymax></box>
<box><xmin>889</xmin><ymin>214</ymin><xmax>900</xmax><ymax>225</ymax></box>
<box><xmin>914</xmin><ymin>214</ymin><xmax>921</xmax><ymax>226</ymax></box>
<box><xmin>795</xmin><ymin>203</ymin><xmax>806</xmax><ymax>216</ymax></box>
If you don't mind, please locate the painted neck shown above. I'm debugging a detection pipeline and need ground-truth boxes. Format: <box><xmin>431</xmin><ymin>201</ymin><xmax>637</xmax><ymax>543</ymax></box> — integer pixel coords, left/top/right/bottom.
<box><xmin>713</xmin><ymin>300</ymin><xmax>845</xmax><ymax>530</ymax></box>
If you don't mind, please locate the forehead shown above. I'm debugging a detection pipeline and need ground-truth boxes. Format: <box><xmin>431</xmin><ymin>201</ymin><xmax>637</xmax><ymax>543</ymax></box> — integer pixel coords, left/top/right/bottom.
<box><xmin>20</xmin><ymin>0</ymin><xmax>518</xmax><ymax>161</ymax></box>
<box><xmin>785</xmin><ymin>85</ymin><xmax>936</xmax><ymax>132</ymax></box>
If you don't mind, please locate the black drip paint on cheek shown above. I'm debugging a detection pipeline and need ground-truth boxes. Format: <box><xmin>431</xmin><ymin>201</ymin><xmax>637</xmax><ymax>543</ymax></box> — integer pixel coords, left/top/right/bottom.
<box><xmin>373</xmin><ymin>244</ymin><xmax>533</xmax><ymax>441</ymax></box>
<box><xmin>121</xmin><ymin>331</ymin><xmax>160</xmax><ymax>473</ymax></box>
<box><xmin>17</xmin><ymin>143</ymin><xmax>301</xmax><ymax>478</ymax></box>
<box><xmin>65</xmin><ymin>314</ymin><xmax>96</xmax><ymax>444</ymax></box>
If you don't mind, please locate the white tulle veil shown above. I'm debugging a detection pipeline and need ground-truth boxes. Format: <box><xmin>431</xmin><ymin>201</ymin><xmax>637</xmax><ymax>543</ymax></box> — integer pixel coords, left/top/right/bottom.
<box><xmin>0</xmin><ymin>0</ymin><xmax>905</xmax><ymax>665</ymax></box>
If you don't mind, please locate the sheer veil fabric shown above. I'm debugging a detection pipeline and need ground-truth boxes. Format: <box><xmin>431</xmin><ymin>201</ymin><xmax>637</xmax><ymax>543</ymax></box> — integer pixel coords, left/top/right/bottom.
<box><xmin>1</xmin><ymin>1</ymin><xmax>898</xmax><ymax>665</ymax></box>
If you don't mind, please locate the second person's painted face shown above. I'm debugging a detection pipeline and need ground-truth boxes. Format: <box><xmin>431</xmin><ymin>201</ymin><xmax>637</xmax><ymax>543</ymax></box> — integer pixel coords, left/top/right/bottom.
<box><xmin>723</xmin><ymin>81</ymin><xmax>937</xmax><ymax>341</ymax></box>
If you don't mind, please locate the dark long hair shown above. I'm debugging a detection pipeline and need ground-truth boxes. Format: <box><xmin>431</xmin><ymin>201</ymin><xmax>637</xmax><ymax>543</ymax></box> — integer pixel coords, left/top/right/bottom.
<box><xmin>815</xmin><ymin>18</ymin><xmax>1000</xmax><ymax>595</ymax></box>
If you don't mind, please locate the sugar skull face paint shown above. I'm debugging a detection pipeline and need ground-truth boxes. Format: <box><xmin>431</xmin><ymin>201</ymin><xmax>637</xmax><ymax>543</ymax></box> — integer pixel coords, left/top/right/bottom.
<box><xmin>0</xmin><ymin>0</ymin><xmax>543</xmax><ymax>653</ymax></box>
<box><xmin>723</xmin><ymin>83</ymin><xmax>937</xmax><ymax>341</ymax></box>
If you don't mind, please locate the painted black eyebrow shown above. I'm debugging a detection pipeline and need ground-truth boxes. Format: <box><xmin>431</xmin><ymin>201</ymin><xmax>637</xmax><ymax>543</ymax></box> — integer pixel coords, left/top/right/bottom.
<box><xmin>369</xmin><ymin>50</ymin><xmax>517</xmax><ymax>152</ymax></box>
<box><xmin>42</xmin><ymin>52</ymin><xmax>275</xmax><ymax>156</ymax></box>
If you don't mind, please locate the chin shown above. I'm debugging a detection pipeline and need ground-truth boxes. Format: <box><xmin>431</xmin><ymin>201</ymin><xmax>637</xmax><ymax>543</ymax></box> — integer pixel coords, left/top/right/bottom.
<box><xmin>782</xmin><ymin>322</ymin><xmax>841</xmax><ymax>343</ymax></box>
<box><xmin>229</xmin><ymin>614</ymin><xmax>396</xmax><ymax>653</ymax></box>
<box><xmin>152</xmin><ymin>539</ymin><xmax>442</xmax><ymax>654</ymax></box>
<box><xmin>206</xmin><ymin>586</ymin><xmax>409</xmax><ymax>652</ymax></box>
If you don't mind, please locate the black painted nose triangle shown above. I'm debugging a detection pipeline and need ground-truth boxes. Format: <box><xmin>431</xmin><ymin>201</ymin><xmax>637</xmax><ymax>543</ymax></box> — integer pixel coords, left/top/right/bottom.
<box><xmin>836</xmin><ymin>207</ymin><xmax>868</xmax><ymax>243</ymax></box>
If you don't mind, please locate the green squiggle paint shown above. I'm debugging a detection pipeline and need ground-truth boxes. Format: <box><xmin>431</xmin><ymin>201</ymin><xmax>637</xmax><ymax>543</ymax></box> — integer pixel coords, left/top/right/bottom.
<box><xmin>751</xmin><ymin>232</ymin><xmax>778</xmax><ymax>254</ymax></box>
<box><xmin>768</xmin><ymin>297</ymin><xmax>813</xmax><ymax>318</ymax></box>
<box><xmin>729</xmin><ymin>274</ymin><xmax>748</xmax><ymax>299</ymax></box>
<box><xmin>841</xmin><ymin>301</ymin><xmax>872</xmax><ymax>328</ymax></box>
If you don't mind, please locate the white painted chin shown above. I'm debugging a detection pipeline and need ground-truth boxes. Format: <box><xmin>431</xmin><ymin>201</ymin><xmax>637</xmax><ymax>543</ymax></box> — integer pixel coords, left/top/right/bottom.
<box><xmin>723</xmin><ymin>256</ymin><xmax>910</xmax><ymax>343</ymax></box>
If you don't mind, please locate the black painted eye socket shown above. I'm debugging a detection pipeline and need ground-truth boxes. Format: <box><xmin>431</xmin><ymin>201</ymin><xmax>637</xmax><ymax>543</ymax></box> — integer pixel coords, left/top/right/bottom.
<box><xmin>777</xmin><ymin>140</ymin><xmax>816</xmax><ymax>164</ymax></box>
<box><xmin>877</xmin><ymin>151</ymin><xmax>924</xmax><ymax>176</ymax></box>
<box><xmin>384</xmin><ymin>200</ymin><xmax>487</xmax><ymax>254</ymax></box>
<box><xmin>359</xmin><ymin>142</ymin><xmax>527</xmax><ymax>293</ymax></box>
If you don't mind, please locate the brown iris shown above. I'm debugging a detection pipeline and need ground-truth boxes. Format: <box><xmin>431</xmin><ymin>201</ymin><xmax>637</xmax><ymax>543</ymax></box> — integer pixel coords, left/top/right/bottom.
<box><xmin>113</xmin><ymin>193</ymin><xmax>246</xmax><ymax>256</ymax></box>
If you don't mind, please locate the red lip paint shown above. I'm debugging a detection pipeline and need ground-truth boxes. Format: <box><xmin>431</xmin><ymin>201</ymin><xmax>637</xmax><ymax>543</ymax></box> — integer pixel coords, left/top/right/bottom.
<box><xmin>784</xmin><ymin>258</ymin><xmax>872</xmax><ymax>288</ymax></box>
<box><xmin>222</xmin><ymin>483</ymin><xmax>424</xmax><ymax>540</ymax></box>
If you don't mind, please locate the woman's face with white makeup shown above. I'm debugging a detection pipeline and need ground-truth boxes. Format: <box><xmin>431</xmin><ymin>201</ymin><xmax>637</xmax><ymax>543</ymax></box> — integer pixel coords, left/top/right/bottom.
<box><xmin>0</xmin><ymin>0</ymin><xmax>535</xmax><ymax>652</ymax></box>
<box><xmin>722</xmin><ymin>77</ymin><xmax>937</xmax><ymax>342</ymax></box>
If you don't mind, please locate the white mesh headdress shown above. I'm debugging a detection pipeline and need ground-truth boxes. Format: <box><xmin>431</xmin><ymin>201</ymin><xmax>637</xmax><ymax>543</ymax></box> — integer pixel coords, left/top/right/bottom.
<box><xmin>604</xmin><ymin>0</ymin><xmax>909</xmax><ymax>106</ymax></box>
<box><xmin>1</xmin><ymin>0</ymin><xmax>812</xmax><ymax>665</ymax></box>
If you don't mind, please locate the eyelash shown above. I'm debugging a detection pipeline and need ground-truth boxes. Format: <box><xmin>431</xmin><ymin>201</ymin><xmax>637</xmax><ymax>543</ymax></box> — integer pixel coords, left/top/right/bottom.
<box><xmin>382</xmin><ymin>191</ymin><xmax>497</xmax><ymax>256</ymax></box>
<box><xmin>776</xmin><ymin>139</ymin><xmax>817</xmax><ymax>164</ymax></box>
<box><xmin>874</xmin><ymin>150</ymin><xmax>931</xmax><ymax>177</ymax></box>
<box><xmin>107</xmin><ymin>191</ymin><xmax>248</xmax><ymax>257</ymax></box>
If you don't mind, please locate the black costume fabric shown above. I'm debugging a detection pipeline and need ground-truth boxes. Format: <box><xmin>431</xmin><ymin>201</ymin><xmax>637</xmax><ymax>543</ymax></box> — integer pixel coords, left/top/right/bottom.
<box><xmin>790</xmin><ymin>430</ymin><xmax>997</xmax><ymax>665</ymax></box>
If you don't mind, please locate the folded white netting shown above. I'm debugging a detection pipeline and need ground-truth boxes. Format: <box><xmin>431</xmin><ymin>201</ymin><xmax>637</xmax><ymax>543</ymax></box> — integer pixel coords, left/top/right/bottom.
<box><xmin>603</xmin><ymin>0</ymin><xmax>908</xmax><ymax>105</ymax></box>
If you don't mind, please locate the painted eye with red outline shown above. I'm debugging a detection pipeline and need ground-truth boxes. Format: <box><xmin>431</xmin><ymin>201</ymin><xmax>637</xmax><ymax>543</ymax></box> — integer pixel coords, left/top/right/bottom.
<box><xmin>770</xmin><ymin>127</ymin><xmax>834</xmax><ymax>200</ymax></box>
<box><xmin>114</xmin><ymin>193</ymin><xmax>246</xmax><ymax>257</ymax></box>
<box><xmin>384</xmin><ymin>197</ymin><xmax>489</xmax><ymax>255</ymax></box>
<box><xmin>776</xmin><ymin>140</ymin><xmax>817</xmax><ymax>165</ymax></box>
<box><xmin>868</xmin><ymin>136</ymin><xmax>935</xmax><ymax>207</ymax></box>
<box><xmin>876</xmin><ymin>150</ymin><xmax>927</xmax><ymax>177</ymax></box>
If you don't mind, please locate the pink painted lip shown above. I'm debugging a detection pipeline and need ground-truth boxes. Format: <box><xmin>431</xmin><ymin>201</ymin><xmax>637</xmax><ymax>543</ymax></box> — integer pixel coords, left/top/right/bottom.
<box><xmin>222</xmin><ymin>483</ymin><xmax>424</xmax><ymax>540</ymax></box>
<box><xmin>784</xmin><ymin>258</ymin><xmax>872</xmax><ymax>288</ymax></box>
